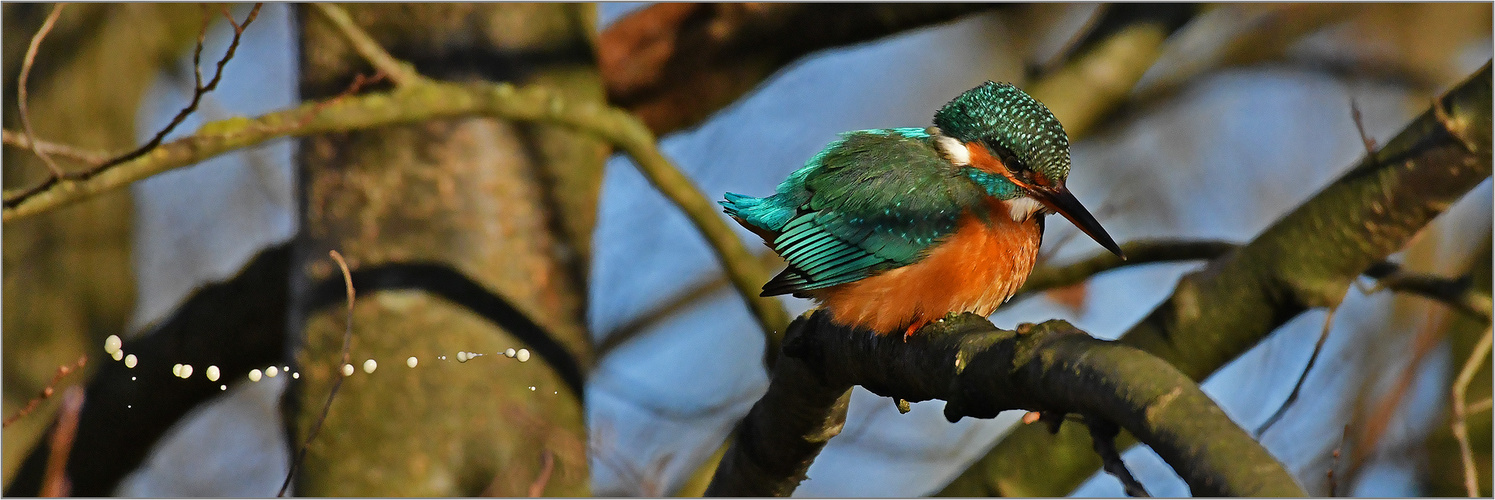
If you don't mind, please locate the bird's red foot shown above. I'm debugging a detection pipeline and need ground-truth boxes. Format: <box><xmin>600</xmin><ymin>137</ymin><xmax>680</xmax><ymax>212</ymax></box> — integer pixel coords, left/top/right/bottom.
<box><xmin>902</xmin><ymin>319</ymin><xmax>930</xmax><ymax>342</ymax></box>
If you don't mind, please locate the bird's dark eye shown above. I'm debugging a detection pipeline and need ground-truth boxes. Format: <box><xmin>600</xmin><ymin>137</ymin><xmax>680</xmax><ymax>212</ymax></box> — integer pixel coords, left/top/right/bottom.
<box><xmin>982</xmin><ymin>140</ymin><xmax>1028</xmax><ymax>173</ymax></box>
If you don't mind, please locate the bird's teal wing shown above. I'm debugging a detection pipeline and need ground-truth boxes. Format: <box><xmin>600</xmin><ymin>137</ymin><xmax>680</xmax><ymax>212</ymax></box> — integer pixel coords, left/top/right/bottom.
<box><xmin>722</xmin><ymin>129</ymin><xmax>986</xmax><ymax>297</ymax></box>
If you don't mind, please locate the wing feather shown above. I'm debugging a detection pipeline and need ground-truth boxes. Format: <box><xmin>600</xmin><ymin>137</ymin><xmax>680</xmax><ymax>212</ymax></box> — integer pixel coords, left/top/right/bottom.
<box><xmin>756</xmin><ymin>129</ymin><xmax>986</xmax><ymax>296</ymax></box>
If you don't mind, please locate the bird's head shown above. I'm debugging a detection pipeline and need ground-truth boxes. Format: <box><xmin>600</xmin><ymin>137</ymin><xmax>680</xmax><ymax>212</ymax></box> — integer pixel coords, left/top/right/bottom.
<box><xmin>933</xmin><ymin>81</ymin><xmax>1124</xmax><ymax>258</ymax></box>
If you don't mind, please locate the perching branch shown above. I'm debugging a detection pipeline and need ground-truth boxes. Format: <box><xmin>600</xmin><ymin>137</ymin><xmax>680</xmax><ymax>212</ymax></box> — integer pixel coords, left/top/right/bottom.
<box><xmin>941</xmin><ymin>62</ymin><xmax>1493</xmax><ymax>497</ymax></box>
<box><xmin>706</xmin><ymin>311</ymin><xmax>1306</xmax><ymax>497</ymax></box>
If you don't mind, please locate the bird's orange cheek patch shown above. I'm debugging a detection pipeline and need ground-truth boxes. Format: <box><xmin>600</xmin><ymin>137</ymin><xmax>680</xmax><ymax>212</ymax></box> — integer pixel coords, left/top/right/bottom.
<box><xmin>965</xmin><ymin>142</ymin><xmax>1006</xmax><ymax>176</ymax></box>
<box><xmin>966</xmin><ymin>141</ymin><xmax>1033</xmax><ymax>190</ymax></box>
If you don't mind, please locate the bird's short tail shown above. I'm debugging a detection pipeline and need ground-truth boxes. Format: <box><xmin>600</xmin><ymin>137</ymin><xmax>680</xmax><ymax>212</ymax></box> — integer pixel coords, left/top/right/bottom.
<box><xmin>720</xmin><ymin>192</ymin><xmax>793</xmax><ymax>233</ymax></box>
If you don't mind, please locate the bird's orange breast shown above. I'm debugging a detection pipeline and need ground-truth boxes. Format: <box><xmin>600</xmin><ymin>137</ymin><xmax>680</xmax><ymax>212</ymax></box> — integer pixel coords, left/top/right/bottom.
<box><xmin>810</xmin><ymin>198</ymin><xmax>1042</xmax><ymax>335</ymax></box>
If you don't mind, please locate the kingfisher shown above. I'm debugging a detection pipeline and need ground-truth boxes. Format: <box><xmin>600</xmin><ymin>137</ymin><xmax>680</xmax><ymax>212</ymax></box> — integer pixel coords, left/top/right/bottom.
<box><xmin>721</xmin><ymin>81</ymin><xmax>1124</xmax><ymax>339</ymax></box>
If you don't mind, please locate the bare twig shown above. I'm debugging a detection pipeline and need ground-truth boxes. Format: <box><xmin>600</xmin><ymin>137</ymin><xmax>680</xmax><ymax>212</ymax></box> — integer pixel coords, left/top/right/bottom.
<box><xmin>1328</xmin><ymin>423</ymin><xmax>1349</xmax><ymax>496</ymax></box>
<box><xmin>528</xmin><ymin>449</ymin><xmax>555</xmax><ymax>497</ymax></box>
<box><xmin>38</xmin><ymin>387</ymin><xmax>84</xmax><ymax>497</ymax></box>
<box><xmin>1350</xmin><ymin>97</ymin><xmax>1378</xmax><ymax>155</ymax></box>
<box><xmin>1362</xmin><ymin>262</ymin><xmax>1492</xmax><ymax>321</ymax></box>
<box><xmin>1</xmin><ymin>129</ymin><xmax>108</xmax><ymax>164</ymax></box>
<box><xmin>1451</xmin><ymin>326</ymin><xmax>1492</xmax><ymax>497</ymax></box>
<box><xmin>3</xmin><ymin>3</ymin><xmax>262</xmax><ymax>206</ymax></box>
<box><xmin>3</xmin><ymin>356</ymin><xmax>88</xmax><ymax>428</ymax></box>
<box><xmin>125</xmin><ymin>3</ymin><xmax>262</xmax><ymax>172</ymax></box>
<box><xmin>309</xmin><ymin>4</ymin><xmax>425</xmax><ymax>87</ymax></box>
<box><xmin>1013</xmin><ymin>239</ymin><xmax>1239</xmax><ymax>304</ymax></box>
<box><xmin>1432</xmin><ymin>95</ymin><xmax>1479</xmax><ymax>154</ymax></box>
<box><xmin>1347</xmin><ymin>305</ymin><xmax>1448</xmax><ymax>481</ymax></box>
<box><xmin>1087</xmin><ymin>417</ymin><xmax>1150</xmax><ymax>497</ymax></box>
<box><xmin>598</xmin><ymin>249</ymin><xmax>782</xmax><ymax>355</ymax></box>
<box><xmin>17</xmin><ymin>3</ymin><xmax>68</xmax><ymax>178</ymax></box>
<box><xmin>1256</xmin><ymin>306</ymin><xmax>1339</xmax><ymax>436</ymax></box>
<box><xmin>1467</xmin><ymin>397</ymin><xmax>1493</xmax><ymax>416</ymax></box>
<box><xmin>278</xmin><ymin>250</ymin><xmax>357</xmax><ymax>497</ymax></box>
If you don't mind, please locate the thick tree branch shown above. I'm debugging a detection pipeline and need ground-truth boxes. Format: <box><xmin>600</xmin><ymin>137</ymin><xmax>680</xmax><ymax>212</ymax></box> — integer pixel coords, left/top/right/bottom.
<box><xmin>941</xmin><ymin>62</ymin><xmax>1493</xmax><ymax>497</ymax></box>
<box><xmin>599</xmin><ymin>4</ymin><xmax>1007</xmax><ymax>136</ymax></box>
<box><xmin>707</xmin><ymin>311</ymin><xmax>1305</xmax><ymax>497</ymax></box>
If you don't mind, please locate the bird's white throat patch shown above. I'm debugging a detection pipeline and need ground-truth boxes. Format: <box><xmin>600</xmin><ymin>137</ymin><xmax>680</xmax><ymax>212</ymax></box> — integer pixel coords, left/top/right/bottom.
<box><xmin>1005</xmin><ymin>196</ymin><xmax>1044</xmax><ymax>221</ymax></box>
<box><xmin>933</xmin><ymin>134</ymin><xmax>970</xmax><ymax>166</ymax></box>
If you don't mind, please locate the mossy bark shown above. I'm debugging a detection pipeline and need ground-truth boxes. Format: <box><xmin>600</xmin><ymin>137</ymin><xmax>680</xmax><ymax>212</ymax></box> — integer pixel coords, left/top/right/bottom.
<box><xmin>1</xmin><ymin>3</ymin><xmax>203</xmax><ymax>486</ymax></box>
<box><xmin>287</xmin><ymin>4</ymin><xmax>604</xmax><ymax>496</ymax></box>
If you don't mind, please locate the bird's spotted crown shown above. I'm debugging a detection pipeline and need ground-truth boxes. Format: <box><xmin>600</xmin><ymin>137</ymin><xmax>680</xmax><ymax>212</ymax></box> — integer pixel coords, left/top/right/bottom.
<box><xmin>933</xmin><ymin>82</ymin><xmax>1071</xmax><ymax>181</ymax></box>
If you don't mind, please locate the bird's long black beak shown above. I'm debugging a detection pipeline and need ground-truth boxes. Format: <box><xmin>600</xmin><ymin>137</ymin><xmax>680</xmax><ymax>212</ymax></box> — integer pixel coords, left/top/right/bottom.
<box><xmin>1033</xmin><ymin>186</ymin><xmax>1125</xmax><ymax>259</ymax></box>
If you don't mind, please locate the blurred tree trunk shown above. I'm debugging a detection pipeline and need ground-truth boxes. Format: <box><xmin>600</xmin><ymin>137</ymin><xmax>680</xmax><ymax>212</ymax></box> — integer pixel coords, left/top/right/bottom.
<box><xmin>287</xmin><ymin>4</ymin><xmax>605</xmax><ymax>496</ymax></box>
<box><xmin>1</xmin><ymin>3</ymin><xmax>202</xmax><ymax>484</ymax></box>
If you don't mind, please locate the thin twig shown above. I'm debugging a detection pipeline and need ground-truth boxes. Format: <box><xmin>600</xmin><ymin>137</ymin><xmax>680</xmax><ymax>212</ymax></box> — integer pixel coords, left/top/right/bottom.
<box><xmin>1</xmin><ymin>129</ymin><xmax>108</xmax><ymax>164</ymax></box>
<box><xmin>309</xmin><ymin>4</ymin><xmax>425</xmax><ymax>87</ymax></box>
<box><xmin>295</xmin><ymin>70</ymin><xmax>387</xmax><ymax>130</ymax></box>
<box><xmin>1432</xmin><ymin>95</ymin><xmax>1479</xmax><ymax>154</ymax></box>
<box><xmin>1451</xmin><ymin>326</ymin><xmax>1492</xmax><ymax>498</ymax></box>
<box><xmin>1349</xmin><ymin>97</ymin><xmax>1378</xmax><ymax>156</ymax></box>
<box><xmin>2</xmin><ymin>3</ymin><xmax>262</xmax><ymax>206</ymax></box>
<box><xmin>3</xmin><ymin>355</ymin><xmax>87</xmax><ymax>428</ymax></box>
<box><xmin>1327</xmin><ymin>423</ymin><xmax>1349</xmax><ymax>496</ymax></box>
<box><xmin>1362</xmin><ymin>262</ymin><xmax>1492</xmax><ymax>321</ymax></box>
<box><xmin>39</xmin><ymin>386</ymin><xmax>84</xmax><ymax>497</ymax></box>
<box><xmin>598</xmin><ymin>249</ymin><xmax>782</xmax><ymax>355</ymax></box>
<box><xmin>1466</xmin><ymin>397</ymin><xmax>1493</xmax><ymax>416</ymax></box>
<box><xmin>1087</xmin><ymin>417</ymin><xmax>1151</xmax><ymax>497</ymax></box>
<box><xmin>278</xmin><ymin>250</ymin><xmax>357</xmax><ymax>497</ymax></box>
<box><xmin>1256</xmin><ymin>306</ymin><xmax>1338</xmax><ymax>436</ymax></box>
<box><xmin>17</xmin><ymin>3</ymin><xmax>68</xmax><ymax>178</ymax></box>
<box><xmin>1346</xmin><ymin>304</ymin><xmax>1448</xmax><ymax>482</ymax></box>
<box><xmin>528</xmin><ymin>449</ymin><xmax>556</xmax><ymax>497</ymax></box>
<box><xmin>113</xmin><ymin>3</ymin><xmax>262</xmax><ymax>172</ymax></box>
